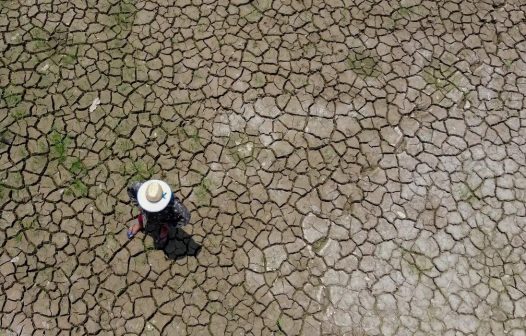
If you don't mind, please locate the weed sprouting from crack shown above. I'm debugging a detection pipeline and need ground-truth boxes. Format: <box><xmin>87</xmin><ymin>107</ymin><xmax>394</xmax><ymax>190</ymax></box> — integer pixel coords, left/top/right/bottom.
<box><xmin>21</xmin><ymin>218</ymin><xmax>37</xmax><ymax>230</ymax></box>
<box><xmin>14</xmin><ymin>232</ymin><xmax>23</xmax><ymax>243</ymax></box>
<box><xmin>0</xmin><ymin>184</ymin><xmax>5</xmax><ymax>202</ymax></box>
<box><xmin>65</xmin><ymin>179</ymin><xmax>88</xmax><ymax>197</ymax></box>
<box><xmin>126</xmin><ymin>161</ymin><xmax>158</xmax><ymax>183</ymax></box>
<box><xmin>346</xmin><ymin>48</ymin><xmax>381</xmax><ymax>78</ymax></box>
<box><xmin>312</xmin><ymin>237</ymin><xmax>328</xmax><ymax>253</ymax></box>
<box><xmin>389</xmin><ymin>4</ymin><xmax>429</xmax><ymax>29</ymax></box>
<box><xmin>421</xmin><ymin>59</ymin><xmax>460</xmax><ymax>94</ymax></box>
<box><xmin>109</xmin><ymin>0</ymin><xmax>138</xmax><ymax>35</ymax></box>
<box><xmin>68</xmin><ymin>158</ymin><xmax>87</xmax><ymax>176</ymax></box>
<box><xmin>10</xmin><ymin>106</ymin><xmax>28</xmax><ymax>120</ymax></box>
<box><xmin>179</xmin><ymin>126</ymin><xmax>203</xmax><ymax>152</ymax></box>
<box><xmin>2</xmin><ymin>86</ymin><xmax>23</xmax><ymax>109</ymax></box>
<box><xmin>276</xmin><ymin>316</ymin><xmax>286</xmax><ymax>335</ymax></box>
<box><xmin>194</xmin><ymin>177</ymin><xmax>214</xmax><ymax>205</ymax></box>
<box><xmin>48</xmin><ymin>130</ymin><xmax>72</xmax><ymax>163</ymax></box>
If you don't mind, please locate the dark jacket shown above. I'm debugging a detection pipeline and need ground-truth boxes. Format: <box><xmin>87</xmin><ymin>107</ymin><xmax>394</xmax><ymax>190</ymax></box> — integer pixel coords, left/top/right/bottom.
<box><xmin>127</xmin><ymin>182</ymin><xmax>190</xmax><ymax>228</ymax></box>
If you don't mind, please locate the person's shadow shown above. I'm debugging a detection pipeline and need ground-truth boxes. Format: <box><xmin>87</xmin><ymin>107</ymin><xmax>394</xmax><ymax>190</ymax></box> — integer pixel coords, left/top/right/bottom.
<box><xmin>144</xmin><ymin>224</ymin><xmax>201</xmax><ymax>260</ymax></box>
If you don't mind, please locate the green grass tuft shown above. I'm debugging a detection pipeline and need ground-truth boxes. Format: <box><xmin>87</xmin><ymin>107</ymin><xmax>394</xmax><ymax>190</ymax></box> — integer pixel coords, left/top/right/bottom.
<box><xmin>69</xmin><ymin>158</ymin><xmax>86</xmax><ymax>175</ymax></box>
<box><xmin>195</xmin><ymin>177</ymin><xmax>214</xmax><ymax>205</ymax></box>
<box><xmin>60</xmin><ymin>53</ymin><xmax>77</xmax><ymax>66</ymax></box>
<box><xmin>312</xmin><ymin>237</ymin><xmax>328</xmax><ymax>253</ymax></box>
<box><xmin>48</xmin><ymin>130</ymin><xmax>72</xmax><ymax>163</ymax></box>
<box><xmin>10</xmin><ymin>106</ymin><xmax>28</xmax><ymax>119</ymax></box>
<box><xmin>346</xmin><ymin>49</ymin><xmax>381</xmax><ymax>77</ymax></box>
<box><xmin>111</xmin><ymin>0</ymin><xmax>138</xmax><ymax>33</ymax></box>
<box><xmin>22</xmin><ymin>218</ymin><xmax>36</xmax><ymax>230</ymax></box>
<box><xmin>14</xmin><ymin>232</ymin><xmax>23</xmax><ymax>243</ymax></box>
<box><xmin>65</xmin><ymin>179</ymin><xmax>88</xmax><ymax>197</ymax></box>
<box><xmin>421</xmin><ymin>59</ymin><xmax>459</xmax><ymax>93</ymax></box>
<box><xmin>4</xmin><ymin>94</ymin><xmax>22</xmax><ymax>108</ymax></box>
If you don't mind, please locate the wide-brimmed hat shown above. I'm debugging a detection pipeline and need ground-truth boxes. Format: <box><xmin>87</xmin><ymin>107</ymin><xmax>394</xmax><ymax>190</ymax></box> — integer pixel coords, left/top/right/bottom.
<box><xmin>137</xmin><ymin>180</ymin><xmax>171</xmax><ymax>212</ymax></box>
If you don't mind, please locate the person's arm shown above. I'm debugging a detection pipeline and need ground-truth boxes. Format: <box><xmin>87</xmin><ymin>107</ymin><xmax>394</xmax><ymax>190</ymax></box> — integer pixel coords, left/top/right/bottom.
<box><xmin>127</xmin><ymin>182</ymin><xmax>143</xmax><ymax>206</ymax></box>
<box><xmin>172</xmin><ymin>194</ymin><xmax>191</xmax><ymax>227</ymax></box>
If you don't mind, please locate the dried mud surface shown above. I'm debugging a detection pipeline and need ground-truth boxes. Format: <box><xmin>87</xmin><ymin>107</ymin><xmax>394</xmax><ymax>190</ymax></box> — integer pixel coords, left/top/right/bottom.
<box><xmin>1</xmin><ymin>0</ymin><xmax>526</xmax><ymax>335</ymax></box>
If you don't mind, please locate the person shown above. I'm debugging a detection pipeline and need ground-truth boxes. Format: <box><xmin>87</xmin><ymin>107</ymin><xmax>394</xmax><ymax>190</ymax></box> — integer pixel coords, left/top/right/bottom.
<box><xmin>127</xmin><ymin>179</ymin><xmax>190</xmax><ymax>248</ymax></box>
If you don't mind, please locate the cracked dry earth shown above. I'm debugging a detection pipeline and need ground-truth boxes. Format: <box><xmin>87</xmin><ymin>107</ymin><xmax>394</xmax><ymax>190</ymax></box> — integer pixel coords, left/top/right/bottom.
<box><xmin>2</xmin><ymin>0</ymin><xmax>526</xmax><ymax>335</ymax></box>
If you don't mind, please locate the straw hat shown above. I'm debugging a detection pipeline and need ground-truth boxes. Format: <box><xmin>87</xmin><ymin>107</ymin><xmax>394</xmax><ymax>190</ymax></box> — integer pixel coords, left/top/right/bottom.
<box><xmin>137</xmin><ymin>180</ymin><xmax>171</xmax><ymax>212</ymax></box>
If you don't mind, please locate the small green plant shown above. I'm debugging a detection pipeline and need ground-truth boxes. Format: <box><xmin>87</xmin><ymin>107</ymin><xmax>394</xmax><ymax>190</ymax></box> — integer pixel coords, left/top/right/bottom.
<box><xmin>253</xmin><ymin>0</ymin><xmax>271</xmax><ymax>11</ymax></box>
<box><xmin>503</xmin><ymin>59</ymin><xmax>514</xmax><ymax>68</ymax></box>
<box><xmin>341</xmin><ymin>8</ymin><xmax>350</xmax><ymax>23</ymax></box>
<box><xmin>390</xmin><ymin>4</ymin><xmax>427</xmax><ymax>29</ymax></box>
<box><xmin>10</xmin><ymin>106</ymin><xmax>27</xmax><ymax>120</ymax></box>
<box><xmin>14</xmin><ymin>232</ymin><xmax>23</xmax><ymax>243</ymax></box>
<box><xmin>321</xmin><ymin>147</ymin><xmax>336</xmax><ymax>162</ymax></box>
<box><xmin>276</xmin><ymin>317</ymin><xmax>286</xmax><ymax>335</ymax></box>
<box><xmin>49</xmin><ymin>26</ymin><xmax>69</xmax><ymax>50</ymax></box>
<box><xmin>252</xmin><ymin>72</ymin><xmax>266</xmax><ymax>87</ymax></box>
<box><xmin>37</xmin><ymin>139</ymin><xmax>49</xmax><ymax>153</ymax></box>
<box><xmin>128</xmin><ymin>161</ymin><xmax>156</xmax><ymax>182</ymax></box>
<box><xmin>117</xmin><ymin>83</ymin><xmax>133</xmax><ymax>95</ymax></box>
<box><xmin>242</xmin><ymin>6</ymin><xmax>263</xmax><ymax>22</ymax></box>
<box><xmin>32</xmin><ymin>40</ymin><xmax>50</xmax><ymax>52</ymax></box>
<box><xmin>312</xmin><ymin>237</ymin><xmax>328</xmax><ymax>253</ymax></box>
<box><xmin>116</xmin><ymin>12</ymin><xmax>133</xmax><ymax>30</ymax></box>
<box><xmin>181</xmin><ymin>126</ymin><xmax>202</xmax><ymax>151</ymax></box>
<box><xmin>112</xmin><ymin>0</ymin><xmax>138</xmax><ymax>33</ymax></box>
<box><xmin>65</xmin><ymin>179</ymin><xmax>88</xmax><ymax>197</ymax></box>
<box><xmin>195</xmin><ymin>178</ymin><xmax>213</xmax><ymax>205</ymax></box>
<box><xmin>48</xmin><ymin>130</ymin><xmax>71</xmax><ymax>163</ymax></box>
<box><xmin>10</xmin><ymin>172</ymin><xmax>23</xmax><ymax>186</ymax></box>
<box><xmin>346</xmin><ymin>48</ymin><xmax>381</xmax><ymax>77</ymax></box>
<box><xmin>421</xmin><ymin>59</ymin><xmax>459</xmax><ymax>93</ymax></box>
<box><xmin>454</xmin><ymin>182</ymin><xmax>481</xmax><ymax>205</ymax></box>
<box><xmin>38</xmin><ymin>71</ymin><xmax>58</xmax><ymax>89</ymax></box>
<box><xmin>122</xmin><ymin>67</ymin><xmax>136</xmax><ymax>82</ymax></box>
<box><xmin>196</xmin><ymin>24</ymin><xmax>207</xmax><ymax>33</ymax></box>
<box><xmin>392</xmin><ymin>6</ymin><xmax>411</xmax><ymax>20</ymax></box>
<box><xmin>190</xmin><ymin>132</ymin><xmax>201</xmax><ymax>150</ymax></box>
<box><xmin>69</xmin><ymin>158</ymin><xmax>86</xmax><ymax>175</ymax></box>
<box><xmin>29</xmin><ymin>26</ymin><xmax>50</xmax><ymax>40</ymax></box>
<box><xmin>2</xmin><ymin>86</ymin><xmax>23</xmax><ymax>108</ymax></box>
<box><xmin>4</xmin><ymin>94</ymin><xmax>22</xmax><ymax>108</ymax></box>
<box><xmin>22</xmin><ymin>218</ymin><xmax>36</xmax><ymax>230</ymax></box>
<box><xmin>116</xmin><ymin>138</ymin><xmax>134</xmax><ymax>152</ymax></box>
<box><xmin>60</xmin><ymin>53</ymin><xmax>77</xmax><ymax>66</ymax></box>
<box><xmin>101</xmin><ymin>233</ymin><xmax>118</xmax><ymax>258</ymax></box>
<box><xmin>399</xmin><ymin>246</ymin><xmax>434</xmax><ymax>278</ymax></box>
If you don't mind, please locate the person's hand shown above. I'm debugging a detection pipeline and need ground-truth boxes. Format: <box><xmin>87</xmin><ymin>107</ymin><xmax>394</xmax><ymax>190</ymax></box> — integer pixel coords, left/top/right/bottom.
<box><xmin>127</xmin><ymin>214</ymin><xmax>144</xmax><ymax>239</ymax></box>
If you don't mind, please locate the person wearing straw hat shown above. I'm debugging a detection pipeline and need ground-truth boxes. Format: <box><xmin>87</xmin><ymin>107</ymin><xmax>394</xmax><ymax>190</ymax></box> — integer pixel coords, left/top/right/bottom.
<box><xmin>126</xmin><ymin>179</ymin><xmax>190</xmax><ymax>248</ymax></box>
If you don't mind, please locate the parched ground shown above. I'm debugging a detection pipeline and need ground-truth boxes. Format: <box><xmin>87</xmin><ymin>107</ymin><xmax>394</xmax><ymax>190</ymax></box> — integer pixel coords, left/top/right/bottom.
<box><xmin>1</xmin><ymin>0</ymin><xmax>526</xmax><ymax>335</ymax></box>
